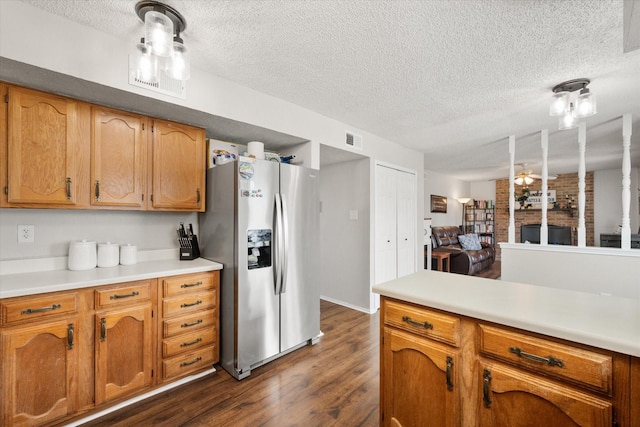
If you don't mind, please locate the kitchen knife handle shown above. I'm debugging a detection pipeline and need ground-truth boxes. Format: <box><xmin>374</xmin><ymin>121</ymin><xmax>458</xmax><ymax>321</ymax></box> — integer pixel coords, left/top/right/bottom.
<box><xmin>66</xmin><ymin>177</ymin><xmax>72</xmax><ymax>200</ymax></box>
<box><xmin>95</xmin><ymin>180</ymin><xmax>100</xmax><ymax>201</ymax></box>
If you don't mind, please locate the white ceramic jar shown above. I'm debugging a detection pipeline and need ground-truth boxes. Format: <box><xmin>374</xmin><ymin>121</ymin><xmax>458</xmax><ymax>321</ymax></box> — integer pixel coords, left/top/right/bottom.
<box><xmin>68</xmin><ymin>240</ymin><xmax>97</xmax><ymax>271</ymax></box>
<box><xmin>119</xmin><ymin>244</ymin><xmax>138</xmax><ymax>265</ymax></box>
<box><xmin>97</xmin><ymin>242</ymin><xmax>119</xmax><ymax>268</ymax></box>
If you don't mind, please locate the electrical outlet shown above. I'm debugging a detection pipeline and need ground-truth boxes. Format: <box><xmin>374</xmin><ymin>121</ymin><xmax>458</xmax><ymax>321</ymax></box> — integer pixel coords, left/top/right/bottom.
<box><xmin>18</xmin><ymin>225</ymin><xmax>34</xmax><ymax>243</ymax></box>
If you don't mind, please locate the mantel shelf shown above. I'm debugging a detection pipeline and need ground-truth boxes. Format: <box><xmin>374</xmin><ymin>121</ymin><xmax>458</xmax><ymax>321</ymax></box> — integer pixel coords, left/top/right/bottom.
<box><xmin>507</xmin><ymin>208</ymin><xmax>576</xmax><ymax>213</ymax></box>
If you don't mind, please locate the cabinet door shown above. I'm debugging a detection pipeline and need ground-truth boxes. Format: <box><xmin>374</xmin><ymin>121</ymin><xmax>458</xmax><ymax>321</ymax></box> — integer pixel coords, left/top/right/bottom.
<box><xmin>150</xmin><ymin>120</ymin><xmax>205</xmax><ymax>211</ymax></box>
<box><xmin>1</xmin><ymin>317</ymin><xmax>78</xmax><ymax>427</ymax></box>
<box><xmin>95</xmin><ymin>305</ymin><xmax>153</xmax><ymax>404</ymax></box>
<box><xmin>479</xmin><ymin>362</ymin><xmax>612</xmax><ymax>427</ymax></box>
<box><xmin>7</xmin><ymin>86</ymin><xmax>81</xmax><ymax>205</ymax></box>
<box><xmin>91</xmin><ymin>107</ymin><xmax>147</xmax><ymax>208</ymax></box>
<box><xmin>382</xmin><ymin>327</ymin><xmax>460</xmax><ymax>427</ymax></box>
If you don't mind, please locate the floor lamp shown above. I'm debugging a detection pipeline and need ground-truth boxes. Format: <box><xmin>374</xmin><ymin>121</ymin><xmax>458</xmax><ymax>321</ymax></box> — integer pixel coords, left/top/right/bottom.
<box><xmin>458</xmin><ymin>198</ymin><xmax>471</xmax><ymax>233</ymax></box>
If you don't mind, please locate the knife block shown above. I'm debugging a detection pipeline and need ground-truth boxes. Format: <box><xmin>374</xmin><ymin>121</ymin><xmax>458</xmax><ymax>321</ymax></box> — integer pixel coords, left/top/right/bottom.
<box><xmin>179</xmin><ymin>235</ymin><xmax>200</xmax><ymax>260</ymax></box>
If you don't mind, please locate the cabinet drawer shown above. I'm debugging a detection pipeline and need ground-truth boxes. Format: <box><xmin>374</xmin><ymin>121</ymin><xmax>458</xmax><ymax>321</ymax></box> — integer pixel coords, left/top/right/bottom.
<box><xmin>162</xmin><ymin>272</ymin><xmax>217</xmax><ymax>297</ymax></box>
<box><xmin>162</xmin><ymin>344</ymin><xmax>216</xmax><ymax>380</ymax></box>
<box><xmin>1</xmin><ymin>292</ymin><xmax>77</xmax><ymax>325</ymax></box>
<box><xmin>162</xmin><ymin>327</ymin><xmax>216</xmax><ymax>358</ymax></box>
<box><xmin>384</xmin><ymin>299</ymin><xmax>460</xmax><ymax>347</ymax></box>
<box><xmin>479</xmin><ymin>324</ymin><xmax>612</xmax><ymax>394</ymax></box>
<box><xmin>95</xmin><ymin>280</ymin><xmax>152</xmax><ymax>308</ymax></box>
<box><xmin>163</xmin><ymin>292</ymin><xmax>216</xmax><ymax>318</ymax></box>
<box><xmin>163</xmin><ymin>309</ymin><xmax>216</xmax><ymax>338</ymax></box>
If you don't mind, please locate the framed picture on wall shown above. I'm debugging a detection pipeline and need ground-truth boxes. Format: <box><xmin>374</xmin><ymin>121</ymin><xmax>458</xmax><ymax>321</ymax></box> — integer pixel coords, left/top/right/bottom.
<box><xmin>431</xmin><ymin>195</ymin><xmax>447</xmax><ymax>213</ymax></box>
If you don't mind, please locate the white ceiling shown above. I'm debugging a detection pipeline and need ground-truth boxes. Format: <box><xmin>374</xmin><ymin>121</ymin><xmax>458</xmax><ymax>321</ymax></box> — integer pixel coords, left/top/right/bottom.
<box><xmin>19</xmin><ymin>0</ymin><xmax>640</xmax><ymax>181</ymax></box>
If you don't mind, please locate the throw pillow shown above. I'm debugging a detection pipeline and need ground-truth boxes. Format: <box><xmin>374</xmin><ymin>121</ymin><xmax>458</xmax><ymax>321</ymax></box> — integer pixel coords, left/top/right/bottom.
<box><xmin>458</xmin><ymin>233</ymin><xmax>482</xmax><ymax>251</ymax></box>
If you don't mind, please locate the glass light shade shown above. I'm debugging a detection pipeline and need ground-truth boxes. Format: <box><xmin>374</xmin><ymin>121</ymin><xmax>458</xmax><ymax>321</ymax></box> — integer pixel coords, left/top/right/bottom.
<box><xmin>549</xmin><ymin>91</ymin><xmax>569</xmax><ymax>116</ymax></box>
<box><xmin>145</xmin><ymin>10</ymin><xmax>174</xmax><ymax>57</ymax></box>
<box><xmin>134</xmin><ymin>42</ymin><xmax>158</xmax><ymax>83</ymax></box>
<box><xmin>514</xmin><ymin>176</ymin><xmax>534</xmax><ymax>186</ymax></box>
<box><xmin>167</xmin><ymin>39</ymin><xmax>190</xmax><ymax>80</ymax></box>
<box><xmin>458</xmin><ymin>198</ymin><xmax>471</xmax><ymax>204</ymax></box>
<box><xmin>559</xmin><ymin>110</ymin><xmax>578</xmax><ymax>130</ymax></box>
<box><xmin>574</xmin><ymin>89</ymin><xmax>596</xmax><ymax>118</ymax></box>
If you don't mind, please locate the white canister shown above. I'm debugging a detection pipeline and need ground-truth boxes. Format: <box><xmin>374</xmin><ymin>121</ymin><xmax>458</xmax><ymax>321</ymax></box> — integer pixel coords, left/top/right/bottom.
<box><xmin>97</xmin><ymin>242</ymin><xmax>119</xmax><ymax>268</ymax></box>
<box><xmin>247</xmin><ymin>141</ymin><xmax>265</xmax><ymax>160</ymax></box>
<box><xmin>119</xmin><ymin>244</ymin><xmax>138</xmax><ymax>265</ymax></box>
<box><xmin>68</xmin><ymin>240</ymin><xmax>97</xmax><ymax>271</ymax></box>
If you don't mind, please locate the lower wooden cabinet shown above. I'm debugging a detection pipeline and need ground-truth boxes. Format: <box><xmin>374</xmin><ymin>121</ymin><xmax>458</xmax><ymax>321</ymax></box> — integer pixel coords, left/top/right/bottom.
<box><xmin>380</xmin><ymin>296</ymin><xmax>637</xmax><ymax>427</ymax></box>
<box><xmin>0</xmin><ymin>270</ymin><xmax>220</xmax><ymax>427</ymax></box>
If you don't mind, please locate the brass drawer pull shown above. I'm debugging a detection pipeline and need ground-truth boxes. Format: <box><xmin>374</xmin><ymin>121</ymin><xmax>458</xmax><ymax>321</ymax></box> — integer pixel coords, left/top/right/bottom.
<box><xmin>67</xmin><ymin>323</ymin><xmax>74</xmax><ymax>350</ymax></box>
<box><xmin>180</xmin><ymin>356</ymin><xmax>202</xmax><ymax>367</ymax></box>
<box><xmin>110</xmin><ymin>291</ymin><xmax>140</xmax><ymax>300</ymax></box>
<box><xmin>509</xmin><ymin>346</ymin><xmax>564</xmax><ymax>368</ymax></box>
<box><xmin>66</xmin><ymin>177</ymin><xmax>72</xmax><ymax>200</ymax></box>
<box><xmin>21</xmin><ymin>303</ymin><xmax>62</xmax><ymax>315</ymax></box>
<box><xmin>446</xmin><ymin>356</ymin><xmax>454</xmax><ymax>391</ymax></box>
<box><xmin>402</xmin><ymin>315</ymin><xmax>433</xmax><ymax>330</ymax></box>
<box><xmin>483</xmin><ymin>369</ymin><xmax>492</xmax><ymax>408</ymax></box>
<box><xmin>181</xmin><ymin>300</ymin><xmax>202</xmax><ymax>308</ymax></box>
<box><xmin>180</xmin><ymin>281</ymin><xmax>203</xmax><ymax>288</ymax></box>
<box><xmin>95</xmin><ymin>180</ymin><xmax>100</xmax><ymax>201</ymax></box>
<box><xmin>100</xmin><ymin>317</ymin><xmax>107</xmax><ymax>342</ymax></box>
<box><xmin>180</xmin><ymin>338</ymin><xmax>202</xmax><ymax>348</ymax></box>
<box><xmin>181</xmin><ymin>319</ymin><xmax>203</xmax><ymax>328</ymax></box>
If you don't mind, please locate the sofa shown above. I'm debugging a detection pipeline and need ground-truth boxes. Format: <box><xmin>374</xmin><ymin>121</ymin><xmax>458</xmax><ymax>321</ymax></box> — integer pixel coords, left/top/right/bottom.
<box><xmin>431</xmin><ymin>226</ymin><xmax>496</xmax><ymax>275</ymax></box>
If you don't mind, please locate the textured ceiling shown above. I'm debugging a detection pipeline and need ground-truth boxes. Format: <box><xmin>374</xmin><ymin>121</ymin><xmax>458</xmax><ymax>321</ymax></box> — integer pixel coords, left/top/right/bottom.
<box><xmin>18</xmin><ymin>0</ymin><xmax>640</xmax><ymax>180</ymax></box>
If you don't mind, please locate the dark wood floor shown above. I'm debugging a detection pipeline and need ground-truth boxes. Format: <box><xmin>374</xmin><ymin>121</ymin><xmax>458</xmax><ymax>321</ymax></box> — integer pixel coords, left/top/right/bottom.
<box><xmin>474</xmin><ymin>260</ymin><xmax>501</xmax><ymax>279</ymax></box>
<box><xmin>84</xmin><ymin>300</ymin><xmax>380</xmax><ymax>427</ymax></box>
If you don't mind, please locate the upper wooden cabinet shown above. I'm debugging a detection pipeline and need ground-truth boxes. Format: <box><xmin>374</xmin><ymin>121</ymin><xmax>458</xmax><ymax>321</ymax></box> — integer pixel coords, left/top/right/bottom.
<box><xmin>91</xmin><ymin>107</ymin><xmax>147</xmax><ymax>209</ymax></box>
<box><xmin>6</xmin><ymin>85</ymin><xmax>85</xmax><ymax>206</ymax></box>
<box><xmin>150</xmin><ymin>120</ymin><xmax>205</xmax><ymax>212</ymax></box>
<box><xmin>1</xmin><ymin>83</ymin><xmax>207</xmax><ymax>212</ymax></box>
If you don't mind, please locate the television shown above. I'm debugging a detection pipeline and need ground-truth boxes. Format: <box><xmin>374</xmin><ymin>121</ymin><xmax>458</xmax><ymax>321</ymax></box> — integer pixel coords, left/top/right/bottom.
<box><xmin>521</xmin><ymin>224</ymin><xmax>572</xmax><ymax>245</ymax></box>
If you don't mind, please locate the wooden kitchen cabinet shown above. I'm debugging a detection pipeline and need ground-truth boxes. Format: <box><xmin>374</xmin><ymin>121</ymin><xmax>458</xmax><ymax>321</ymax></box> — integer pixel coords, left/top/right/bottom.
<box><xmin>379</xmin><ymin>296</ymin><xmax>635</xmax><ymax>427</ymax></box>
<box><xmin>94</xmin><ymin>280</ymin><xmax>154</xmax><ymax>404</ymax></box>
<box><xmin>380</xmin><ymin>299</ymin><xmax>461</xmax><ymax>427</ymax></box>
<box><xmin>91</xmin><ymin>106</ymin><xmax>148</xmax><ymax>209</ymax></box>
<box><xmin>158</xmin><ymin>271</ymin><xmax>219</xmax><ymax>381</ymax></box>
<box><xmin>5</xmin><ymin>85</ymin><xmax>88</xmax><ymax>207</ymax></box>
<box><xmin>150</xmin><ymin>119</ymin><xmax>206</xmax><ymax>212</ymax></box>
<box><xmin>0</xmin><ymin>292</ymin><xmax>80</xmax><ymax>427</ymax></box>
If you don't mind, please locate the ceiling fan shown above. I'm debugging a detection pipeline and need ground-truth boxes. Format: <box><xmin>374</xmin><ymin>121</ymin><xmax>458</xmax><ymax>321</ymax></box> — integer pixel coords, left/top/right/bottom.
<box><xmin>514</xmin><ymin>164</ymin><xmax>557</xmax><ymax>186</ymax></box>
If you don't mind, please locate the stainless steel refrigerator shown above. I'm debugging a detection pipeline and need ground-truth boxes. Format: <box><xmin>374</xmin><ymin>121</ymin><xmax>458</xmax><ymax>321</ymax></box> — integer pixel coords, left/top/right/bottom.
<box><xmin>199</xmin><ymin>158</ymin><xmax>320</xmax><ymax>380</ymax></box>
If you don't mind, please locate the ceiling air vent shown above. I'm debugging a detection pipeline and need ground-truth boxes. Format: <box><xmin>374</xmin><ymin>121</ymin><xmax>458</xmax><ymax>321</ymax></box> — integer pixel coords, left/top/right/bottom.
<box><xmin>345</xmin><ymin>131</ymin><xmax>363</xmax><ymax>150</ymax></box>
<box><xmin>128</xmin><ymin>54</ymin><xmax>186</xmax><ymax>99</ymax></box>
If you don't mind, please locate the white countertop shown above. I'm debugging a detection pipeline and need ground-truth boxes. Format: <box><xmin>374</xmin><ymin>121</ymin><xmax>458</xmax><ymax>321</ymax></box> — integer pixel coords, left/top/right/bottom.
<box><xmin>373</xmin><ymin>270</ymin><xmax>640</xmax><ymax>357</ymax></box>
<box><xmin>0</xmin><ymin>257</ymin><xmax>223</xmax><ymax>299</ymax></box>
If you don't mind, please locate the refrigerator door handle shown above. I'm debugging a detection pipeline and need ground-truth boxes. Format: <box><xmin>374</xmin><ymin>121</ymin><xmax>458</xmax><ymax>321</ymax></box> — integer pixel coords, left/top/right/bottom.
<box><xmin>280</xmin><ymin>193</ymin><xmax>290</xmax><ymax>294</ymax></box>
<box><xmin>274</xmin><ymin>193</ymin><xmax>284</xmax><ymax>294</ymax></box>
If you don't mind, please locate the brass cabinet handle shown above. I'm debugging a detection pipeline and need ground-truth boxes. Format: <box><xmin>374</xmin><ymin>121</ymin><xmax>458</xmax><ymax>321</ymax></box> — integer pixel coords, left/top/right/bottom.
<box><xmin>67</xmin><ymin>323</ymin><xmax>74</xmax><ymax>350</ymax></box>
<box><xmin>100</xmin><ymin>317</ymin><xmax>106</xmax><ymax>342</ymax></box>
<box><xmin>509</xmin><ymin>347</ymin><xmax>564</xmax><ymax>368</ymax></box>
<box><xmin>446</xmin><ymin>356</ymin><xmax>454</xmax><ymax>391</ymax></box>
<box><xmin>402</xmin><ymin>315</ymin><xmax>433</xmax><ymax>330</ymax></box>
<box><xmin>181</xmin><ymin>319</ymin><xmax>203</xmax><ymax>328</ymax></box>
<box><xmin>181</xmin><ymin>300</ymin><xmax>202</xmax><ymax>308</ymax></box>
<box><xmin>66</xmin><ymin>177</ymin><xmax>72</xmax><ymax>200</ymax></box>
<box><xmin>180</xmin><ymin>356</ymin><xmax>202</xmax><ymax>367</ymax></box>
<box><xmin>110</xmin><ymin>291</ymin><xmax>140</xmax><ymax>300</ymax></box>
<box><xmin>21</xmin><ymin>303</ymin><xmax>61</xmax><ymax>315</ymax></box>
<box><xmin>196</xmin><ymin>188</ymin><xmax>201</xmax><ymax>204</ymax></box>
<box><xmin>95</xmin><ymin>180</ymin><xmax>100</xmax><ymax>201</ymax></box>
<box><xmin>180</xmin><ymin>338</ymin><xmax>202</xmax><ymax>348</ymax></box>
<box><xmin>180</xmin><ymin>281</ymin><xmax>203</xmax><ymax>288</ymax></box>
<box><xmin>483</xmin><ymin>369</ymin><xmax>492</xmax><ymax>408</ymax></box>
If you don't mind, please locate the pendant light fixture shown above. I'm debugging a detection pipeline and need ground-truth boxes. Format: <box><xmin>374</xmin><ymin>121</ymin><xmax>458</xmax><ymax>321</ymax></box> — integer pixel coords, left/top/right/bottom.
<box><xmin>134</xmin><ymin>1</ymin><xmax>190</xmax><ymax>82</ymax></box>
<box><xmin>549</xmin><ymin>79</ymin><xmax>596</xmax><ymax>130</ymax></box>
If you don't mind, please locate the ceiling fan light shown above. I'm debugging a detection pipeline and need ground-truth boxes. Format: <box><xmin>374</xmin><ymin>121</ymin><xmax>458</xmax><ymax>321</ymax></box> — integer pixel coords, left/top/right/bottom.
<box><xmin>144</xmin><ymin>10</ymin><xmax>174</xmax><ymax>57</ymax></box>
<box><xmin>574</xmin><ymin>89</ymin><xmax>597</xmax><ymax>118</ymax></box>
<box><xmin>549</xmin><ymin>91</ymin><xmax>569</xmax><ymax>116</ymax></box>
<box><xmin>167</xmin><ymin>37</ymin><xmax>190</xmax><ymax>80</ymax></box>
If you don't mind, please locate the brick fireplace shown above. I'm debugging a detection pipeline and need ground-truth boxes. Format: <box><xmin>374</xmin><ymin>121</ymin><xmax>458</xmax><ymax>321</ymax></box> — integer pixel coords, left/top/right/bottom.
<box><xmin>495</xmin><ymin>172</ymin><xmax>594</xmax><ymax>258</ymax></box>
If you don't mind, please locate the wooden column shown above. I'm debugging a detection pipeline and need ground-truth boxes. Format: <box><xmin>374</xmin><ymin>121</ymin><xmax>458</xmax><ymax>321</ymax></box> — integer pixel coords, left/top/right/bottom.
<box><xmin>508</xmin><ymin>135</ymin><xmax>515</xmax><ymax>243</ymax></box>
<box><xmin>577</xmin><ymin>123</ymin><xmax>587</xmax><ymax>247</ymax></box>
<box><xmin>621</xmin><ymin>113</ymin><xmax>632</xmax><ymax>250</ymax></box>
<box><xmin>540</xmin><ymin>130</ymin><xmax>549</xmax><ymax>245</ymax></box>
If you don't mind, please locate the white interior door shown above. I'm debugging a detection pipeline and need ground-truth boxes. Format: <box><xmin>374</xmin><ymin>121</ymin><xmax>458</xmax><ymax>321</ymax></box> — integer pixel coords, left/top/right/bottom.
<box><xmin>396</xmin><ymin>170</ymin><xmax>417</xmax><ymax>278</ymax></box>
<box><xmin>375</xmin><ymin>165</ymin><xmax>397</xmax><ymax>287</ymax></box>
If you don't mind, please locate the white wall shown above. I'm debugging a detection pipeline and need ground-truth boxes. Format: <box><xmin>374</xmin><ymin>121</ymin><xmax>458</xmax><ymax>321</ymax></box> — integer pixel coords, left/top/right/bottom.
<box><xmin>0</xmin><ymin>1</ymin><xmax>424</xmax><ymax>274</ymax></box>
<box><xmin>594</xmin><ymin>167</ymin><xmax>640</xmax><ymax>245</ymax></box>
<box><xmin>319</xmin><ymin>159</ymin><xmax>371</xmax><ymax>312</ymax></box>
<box><xmin>423</xmin><ymin>170</ymin><xmax>470</xmax><ymax>228</ymax></box>
<box><xmin>470</xmin><ymin>181</ymin><xmax>496</xmax><ymax>203</ymax></box>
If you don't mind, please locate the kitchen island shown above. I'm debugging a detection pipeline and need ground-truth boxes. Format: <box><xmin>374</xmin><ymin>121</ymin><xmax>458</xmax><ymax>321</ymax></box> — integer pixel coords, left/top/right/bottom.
<box><xmin>373</xmin><ymin>270</ymin><xmax>639</xmax><ymax>427</ymax></box>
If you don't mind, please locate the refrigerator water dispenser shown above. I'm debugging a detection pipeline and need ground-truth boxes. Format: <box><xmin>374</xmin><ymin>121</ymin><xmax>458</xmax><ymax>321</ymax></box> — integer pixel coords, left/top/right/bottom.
<box><xmin>247</xmin><ymin>229</ymin><xmax>272</xmax><ymax>269</ymax></box>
